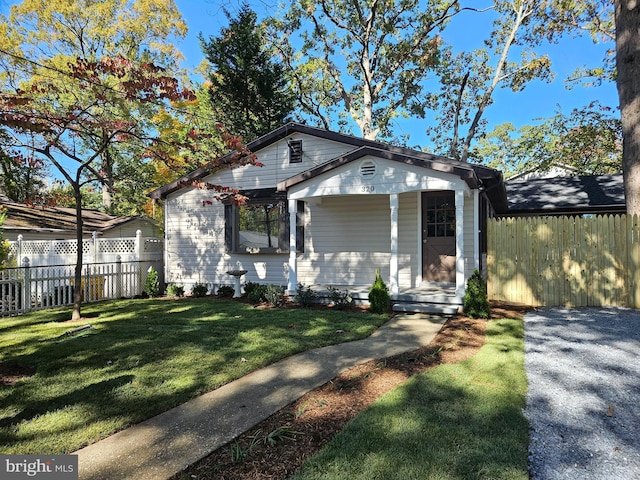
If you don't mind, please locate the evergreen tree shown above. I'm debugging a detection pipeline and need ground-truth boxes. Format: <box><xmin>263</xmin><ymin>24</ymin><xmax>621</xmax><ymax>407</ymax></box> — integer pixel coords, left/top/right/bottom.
<box><xmin>200</xmin><ymin>3</ymin><xmax>294</xmax><ymax>141</ymax></box>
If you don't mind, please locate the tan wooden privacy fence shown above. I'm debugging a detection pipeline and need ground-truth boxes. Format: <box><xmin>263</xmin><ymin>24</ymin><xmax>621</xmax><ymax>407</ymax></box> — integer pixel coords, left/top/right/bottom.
<box><xmin>487</xmin><ymin>214</ymin><xmax>640</xmax><ymax>307</ymax></box>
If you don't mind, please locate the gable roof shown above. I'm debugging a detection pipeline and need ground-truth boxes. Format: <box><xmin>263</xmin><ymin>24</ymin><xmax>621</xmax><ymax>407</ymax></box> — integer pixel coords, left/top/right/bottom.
<box><xmin>504</xmin><ymin>174</ymin><xmax>625</xmax><ymax>216</ymax></box>
<box><xmin>1</xmin><ymin>200</ymin><xmax>151</xmax><ymax>236</ymax></box>
<box><xmin>149</xmin><ymin>122</ymin><xmax>508</xmax><ymax>212</ymax></box>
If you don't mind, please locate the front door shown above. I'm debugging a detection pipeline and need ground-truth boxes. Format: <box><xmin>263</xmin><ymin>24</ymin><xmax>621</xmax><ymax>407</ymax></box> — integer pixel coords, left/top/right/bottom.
<box><xmin>422</xmin><ymin>192</ymin><xmax>456</xmax><ymax>283</ymax></box>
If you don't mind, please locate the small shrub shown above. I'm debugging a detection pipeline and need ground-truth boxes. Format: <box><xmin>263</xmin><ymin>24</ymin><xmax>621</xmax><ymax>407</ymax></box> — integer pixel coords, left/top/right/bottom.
<box><xmin>166</xmin><ymin>283</ymin><xmax>184</xmax><ymax>297</ymax></box>
<box><xmin>263</xmin><ymin>284</ymin><xmax>285</xmax><ymax>306</ymax></box>
<box><xmin>247</xmin><ymin>284</ymin><xmax>267</xmax><ymax>303</ymax></box>
<box><xmin>327</xmin><ymin>285</ymin><xmax>353</xmax><ymax>309</ymax></box>
<box><xmin>144</xmin><ymin>266</ymin><xmax>160</xmax><ymax>297</ymax></box>
<box><xmin>246</xmin><ymin>283</ymin><xmax>285</xmax><ymax>306</ymax></box>
<box><xmin>191</xmin><ymin>283</ymin><xmax>209</xmax><ymax>298</ymax></box>
<box><xmin>295</xmin><ymin>283</ymin><xmax>317</xmax><ymax>307</ymax></box>
<box><xmin>368</xmin><ymin>270</ymin><xmax>390</xmax><ymax>314</ymax></box>
<box><xmin>463</xmin><ymin>269</ymin><xmax>490</xmax><ymax>318</ymax></box>
<box><xmin>244</xmin><ymin>281</ymin><xmax>261</xmax><ymax>299</ymax></box>
<box><xmin>217</xmin><ymin>285</ymin><xmax>235</xmax><ymax>297</ymax></box>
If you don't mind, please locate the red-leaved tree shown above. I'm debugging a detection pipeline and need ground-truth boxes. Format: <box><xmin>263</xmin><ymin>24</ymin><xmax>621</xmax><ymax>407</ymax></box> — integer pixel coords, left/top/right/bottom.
<box><xmin>0</xmin><ymin>56</ymin><xmax>258</xmax><ymax>319</ymax></box>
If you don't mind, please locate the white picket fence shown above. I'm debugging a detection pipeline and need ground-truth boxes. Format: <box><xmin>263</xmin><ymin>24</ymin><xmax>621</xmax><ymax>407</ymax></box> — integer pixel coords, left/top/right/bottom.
<box><xmin>1</xmin><ymin>231</ymin><xmax>164</xmax><ymax>316</ymax></box>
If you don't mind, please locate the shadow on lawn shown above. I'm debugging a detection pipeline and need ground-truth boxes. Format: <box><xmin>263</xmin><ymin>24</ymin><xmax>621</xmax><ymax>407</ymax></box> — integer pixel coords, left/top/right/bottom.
<box><xmin>0</xmin><ymin>375</ymin><xmax>135</xmax><ymax>429</ymax></box>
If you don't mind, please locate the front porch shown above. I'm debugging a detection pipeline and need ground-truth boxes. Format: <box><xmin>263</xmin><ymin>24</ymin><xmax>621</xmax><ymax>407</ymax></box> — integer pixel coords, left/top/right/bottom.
<box><xmin>310</xmin><ymin>283</ymin><xmax>462</xmax><ymax>315</ymax></box>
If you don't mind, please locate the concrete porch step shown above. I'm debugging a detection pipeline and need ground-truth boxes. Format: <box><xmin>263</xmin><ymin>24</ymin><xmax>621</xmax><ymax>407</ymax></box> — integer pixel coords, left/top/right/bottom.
<box><xmin>392</xmin><ymin>293</ymin><xmax>461</xmax><ymax>305</ymax></box>
<box><xmin>392</xmin><ymin>302</ymin><xmax>460</xmax><ymax>315</ymax></box>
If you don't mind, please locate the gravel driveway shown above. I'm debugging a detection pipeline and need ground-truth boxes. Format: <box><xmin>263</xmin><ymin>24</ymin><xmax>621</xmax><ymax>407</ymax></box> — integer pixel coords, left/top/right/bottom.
<box><xmin>524</xmin><ymin>307</ymin><xmax>640</xmax><ymax>479</ymax></box>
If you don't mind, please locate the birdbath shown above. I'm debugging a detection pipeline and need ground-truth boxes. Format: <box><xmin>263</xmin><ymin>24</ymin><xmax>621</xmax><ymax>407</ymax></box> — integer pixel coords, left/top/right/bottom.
<box><xmin>226</xmin><ymin>270</ymin><xmax>248</xmax><ymax>298</ymax></box>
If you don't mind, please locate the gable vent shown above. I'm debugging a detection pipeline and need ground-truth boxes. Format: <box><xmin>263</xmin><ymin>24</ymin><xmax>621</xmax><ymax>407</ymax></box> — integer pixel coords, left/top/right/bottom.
<box><xmin>360</xmin><ymin>160</ymin><xmax>377</xmax><ymax>179</ymax></box>
<box><xmin>288</xmin><ymin>139</ymin><xmax>303</xmax><ymax>163</ymax></box>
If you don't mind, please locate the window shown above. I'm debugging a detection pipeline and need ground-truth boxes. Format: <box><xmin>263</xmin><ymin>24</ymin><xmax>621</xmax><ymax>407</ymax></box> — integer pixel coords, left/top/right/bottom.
<box><xmin>425</xmin><ymin>194</ymin><xmax>456</xmax><ymax>237</ymax></box>
<box><xmin>239</xmin><ymin>202</ymin><xmax>284</xmax><ymax>251</ymax></box>
<box><xmin>288</xmin><ymin>140</ymin><xmax>302</xmax><ymax>163</ymax></box>
<box><xmin>225</xmin><ymin>194</ymin><xmax>304</xmax><ymax>254</ymax></box>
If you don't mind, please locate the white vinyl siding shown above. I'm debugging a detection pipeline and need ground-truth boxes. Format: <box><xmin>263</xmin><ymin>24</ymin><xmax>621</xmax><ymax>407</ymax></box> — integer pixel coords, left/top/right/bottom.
<box><xmin>211</xmin><ymin>134</ymin><xmax>356</xmax><ymax>189</ymax></box>
<box><xmin>297</xmin><ymin>195</ymin><xmax>390</xmax><ymax>287</ymax></box>
<box><xmin>296</xmin><ymin>192</ymin><xmax>419</xmax><ymax>288</ymax></box>
<box><xmin>162</xmin><ymin>134</ymin><xmax>359</xmax><ymax>292</ymax></box>
<box><xmin>164</xmin><ymin>191</ymin><xmax>291</xmax><ymax>290</ymax></box>
<box><xmin>306</xmin><ymin>195</ymin><xmax>390</xmax><ymax>253</ymax></box>
<box><xmin>103</xmin><ymin>220</ymin><xmax>157</xmax><ymax>238</ymax></box>
<box><xmin>287</xmin><ymin>156</ymin><xmax>468</xmax><ymax>199</ymax></box>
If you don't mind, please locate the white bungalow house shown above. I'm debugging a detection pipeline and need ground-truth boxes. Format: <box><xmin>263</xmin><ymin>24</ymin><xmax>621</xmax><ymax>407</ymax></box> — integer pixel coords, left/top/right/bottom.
<box><xmin>150</xmin><ymin>123</ymin><xmax>508</xmax><ymax>313</ymax></box>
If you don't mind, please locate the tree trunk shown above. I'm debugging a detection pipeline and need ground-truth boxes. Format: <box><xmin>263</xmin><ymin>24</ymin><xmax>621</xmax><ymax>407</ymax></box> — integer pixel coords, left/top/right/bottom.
<box><xmin>72</xmin><ymin>186</ymin><xmax>84</xmax><ymax>321</ymax></box>
<box><xmin>101</xmin><ymin>148</ymin><xmax>113</xmax><ymax>210</ymax></box>
<box><xmin>615</xmin><ymin>0</ymin><xmax>640</xmax><ymax>215</ymax></box>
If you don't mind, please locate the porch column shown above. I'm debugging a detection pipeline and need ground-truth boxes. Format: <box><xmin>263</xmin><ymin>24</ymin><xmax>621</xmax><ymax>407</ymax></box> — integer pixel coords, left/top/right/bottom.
<box><xmin>473</xmin><ymin>189</ymin><xmax>480</xmax><ymax>271</ymax></box>
<box><xmin>455</xmin><ymin>190</ymin><xmax>465</xmax><ymax>297</ymax></box>
<box><xmin>287</xmin><ymin>199</ymin><xmax>297</xmax><ymax>295</ymax></box>
<box><xmin>389</xmin><ymin>194</ymin><xmax>399</xmax><ymax>295</ymax></box>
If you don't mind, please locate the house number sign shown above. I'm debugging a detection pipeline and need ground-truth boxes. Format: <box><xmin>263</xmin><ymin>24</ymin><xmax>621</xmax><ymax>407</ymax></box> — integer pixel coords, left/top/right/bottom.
<box><xmin>361</xmin><ymin>185</ymin><xmax>375</xmax><ymax>193</ymax></box>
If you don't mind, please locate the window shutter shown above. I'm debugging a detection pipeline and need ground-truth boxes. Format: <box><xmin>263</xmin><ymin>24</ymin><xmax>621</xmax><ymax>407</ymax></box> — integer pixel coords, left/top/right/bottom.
<box><xmin>296</xmin><ymin>201</ymin><xmax>305</xmax><ymax>253</ymax></box>
<box><xmin>224</xmin><ymin>204</ymin><xmax>233</xmax><ymax>252</ymax></box>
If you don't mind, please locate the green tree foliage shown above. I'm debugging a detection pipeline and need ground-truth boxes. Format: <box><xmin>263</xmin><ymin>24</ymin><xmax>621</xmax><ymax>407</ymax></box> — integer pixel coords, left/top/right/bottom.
<box><xmin>475</xmin><ymin>102</ymin><xmax>622</xmax><ymax>176</ymax></box>
<box><xmin>0</xmin><ymin>1</ymin><xmax>235</xmax><ymax>320</ymax></box>
<box><xmin>267</xmin><ymin>0</ymin><xmax>460</xmax><ymax>141</ymax></box>
<box><xmin>513</xmin><ymin>1</ymin><xmax>640</xmax><ymax>215</ymax></box>
<box><xmin>37</xmin><ymin>181</ymin><xmax>102</xmax><ymax>209</ymax></box>
<box><xmin>200</xmin><ymin>4</ymin><xmax>294</xmax><ymax>141</ymax></box>
<box><xmin>531</xmin><ymin>0</ymin><xmax>614</xmax><ymax>87</ymax></box>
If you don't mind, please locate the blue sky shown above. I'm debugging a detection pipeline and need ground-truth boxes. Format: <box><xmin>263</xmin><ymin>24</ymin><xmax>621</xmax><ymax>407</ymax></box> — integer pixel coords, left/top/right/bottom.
<box><xmin>1</xmin><ymin>0</ymin><xmax>620</xmax><ymax>150</ymax></box>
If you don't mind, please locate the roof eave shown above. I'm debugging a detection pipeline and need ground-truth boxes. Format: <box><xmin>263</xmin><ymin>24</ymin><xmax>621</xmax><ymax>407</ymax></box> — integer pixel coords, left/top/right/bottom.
<box><xmin>278</xmin><ymin>146</ymin><xmax>483</xmax><ymax>192</ymax></box>
<box><xmin>499</xmin><ymin>204</ymin><xmax>627</xmax><ymax>217</ymax></box>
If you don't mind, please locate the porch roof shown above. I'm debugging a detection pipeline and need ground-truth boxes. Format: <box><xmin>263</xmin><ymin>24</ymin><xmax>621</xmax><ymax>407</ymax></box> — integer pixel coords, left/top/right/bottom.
<box><xmin>276</xmin><ymin>146</ymin><xmax>476</xmax><ymax>190</ymax></box>
<box><xmin>149</xmin><ymin>123</ymin><xmax>508</xmax><ymax>212</ymax></box>
<box><xmin>276</xmin><ymin>144</ymin><xmax>508</xmax><ymax>211</ymax></box>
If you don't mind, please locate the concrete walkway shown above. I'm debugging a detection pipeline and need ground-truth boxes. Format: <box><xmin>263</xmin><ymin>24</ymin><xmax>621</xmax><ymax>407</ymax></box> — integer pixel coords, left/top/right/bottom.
<box><xmin>75</xmin><ymin>314</ymin><xmax>446</xmax><ymax>480</ymax></box>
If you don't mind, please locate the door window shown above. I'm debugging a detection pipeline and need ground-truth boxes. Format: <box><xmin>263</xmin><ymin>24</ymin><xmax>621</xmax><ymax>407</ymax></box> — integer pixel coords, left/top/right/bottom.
<box><xmin>425</xmin><ymin>194</ymin><xmax>455</xmax><ymax>237</ymax></box>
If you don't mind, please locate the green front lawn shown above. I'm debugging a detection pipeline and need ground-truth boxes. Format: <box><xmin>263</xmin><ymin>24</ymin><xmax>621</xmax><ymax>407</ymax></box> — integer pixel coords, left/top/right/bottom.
<box><xmin>293</xmin><ymin>318</ymin><xmax>529</xmax><ymax>480</ymax></box>
<box><xmin>0</xmin><ymin>298</ymin><xmax>389</xmax><ymax>454</ymax></box>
